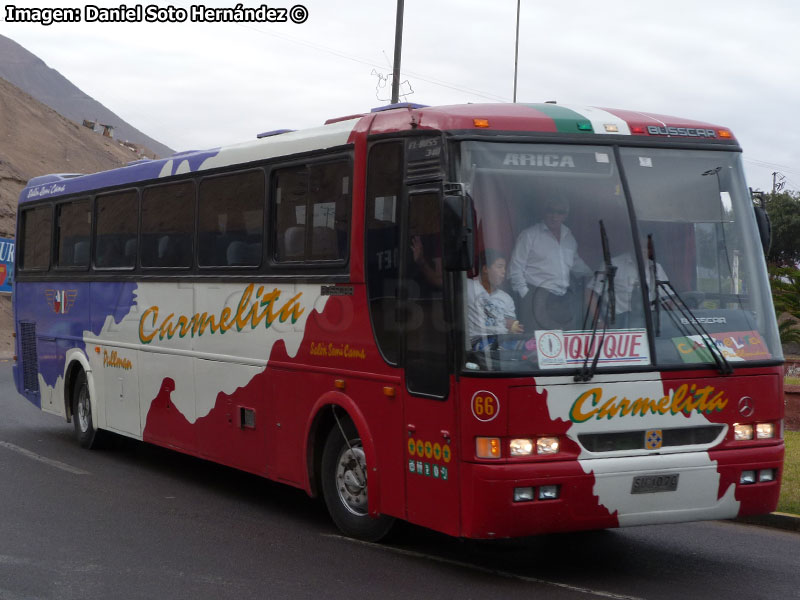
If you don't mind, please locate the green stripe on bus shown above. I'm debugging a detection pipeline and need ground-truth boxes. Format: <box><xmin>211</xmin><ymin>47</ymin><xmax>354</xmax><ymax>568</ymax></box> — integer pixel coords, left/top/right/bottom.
<box><xmin>525</xmin><ymin>104</ymin><xmax>594</xmax><ymax>134</ymax></box>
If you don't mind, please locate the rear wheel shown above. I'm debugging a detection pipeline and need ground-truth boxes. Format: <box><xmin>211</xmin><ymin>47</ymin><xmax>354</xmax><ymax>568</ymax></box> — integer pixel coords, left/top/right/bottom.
<box><xmin>321</xmin><ymin>417</ymin><xmax>394</xmax><ymax>541</ymax></box>
<box><xmin>72</xmin><ymin>370</ymin><xmax>100</xmax><ymax>449</ymax></box>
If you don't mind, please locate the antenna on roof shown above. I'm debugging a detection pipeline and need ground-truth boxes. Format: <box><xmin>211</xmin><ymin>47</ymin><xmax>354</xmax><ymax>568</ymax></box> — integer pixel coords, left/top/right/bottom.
<box><xmin>391</xmin><ymin>0</ymin><xmax>404</xmax><ymax>104</ymax></box>
<box><xmin>513</xmin><ymin>0</ymin><xmax>520</xmax><ymax>103</ymax></box>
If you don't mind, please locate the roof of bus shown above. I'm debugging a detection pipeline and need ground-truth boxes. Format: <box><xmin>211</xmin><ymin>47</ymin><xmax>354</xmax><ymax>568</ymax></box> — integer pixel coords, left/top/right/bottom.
<box><xmin>19</xmin><ymin>102</ymin><xmax>737</xmax><ymax>204</ymax></box>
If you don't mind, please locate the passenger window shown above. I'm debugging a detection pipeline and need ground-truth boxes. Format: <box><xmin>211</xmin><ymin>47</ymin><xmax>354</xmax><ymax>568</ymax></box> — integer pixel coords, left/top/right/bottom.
<box><xmin>19</xmin><ymin>205</ymin><xmax>52</xmax><ymax>271</ymax></box>
<box><xmin>198</xmin><ymin>170</ymin><xmax>264</xmax><ymax>267</ymax></box>
<box><xmin>365</xmin><ymin>142</ymin><xmax>403</xmax><ymax>365</ymax></box>
<box><xmin>141</xmin><ymin>181</ymin><xmax>195</xmax><ymax>268</ymax></box>
<box><xmin>95</xmin><ymin>190</ymin><xmax>138</xmax><ymax>269</ymax></box>
<box><xmin>274</xmin><ymin>160</ymin><xmax>350</xmax><ymax>263</ymax></box>
<box><xmin>55</xmin><ymin>199</ymin><xmax>91</xmax><ymax>268</ymax></box>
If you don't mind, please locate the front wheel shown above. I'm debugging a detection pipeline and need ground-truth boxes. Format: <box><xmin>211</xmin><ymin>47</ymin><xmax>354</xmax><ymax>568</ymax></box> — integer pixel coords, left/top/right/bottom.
<box><xmin>321</xmin><ymin>417</ymin><xmax>394</xmax><ymax>541</ymax></box>
<box><xmin>72</xmin><ymin>370</ymin><xmax>101</xmax><ymax>449</ymax></box>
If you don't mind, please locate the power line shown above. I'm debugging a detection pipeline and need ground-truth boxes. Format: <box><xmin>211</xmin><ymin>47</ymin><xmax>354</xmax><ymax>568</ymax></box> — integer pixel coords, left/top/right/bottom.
<box><xmin>744</xmin><ymin>158</ymin><xmax>800</xmax><ymax>175</ymax></box>
<box><xmin>205</xmin><ymin>18</ymin><xmax>510</xmax><ymax>103</ymax></box>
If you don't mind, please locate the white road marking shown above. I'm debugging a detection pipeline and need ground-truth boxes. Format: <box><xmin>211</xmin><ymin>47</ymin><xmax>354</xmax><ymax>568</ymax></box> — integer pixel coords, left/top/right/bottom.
<box><xmin>0</xmin><ymin>441</ymin><xmax>89</xmax><ymax>475</ymax></box>
<box><xmin>323</xmin><ymin>534</ymin><xmax>646</xmax><ymax>599</ymax></box>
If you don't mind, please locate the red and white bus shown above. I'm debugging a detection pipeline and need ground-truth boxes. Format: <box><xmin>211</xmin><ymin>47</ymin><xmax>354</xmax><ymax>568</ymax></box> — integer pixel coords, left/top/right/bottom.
<box><xmin>13</xmin><ymin>102</ymin><xmax>784</xmax><ymax>540</ymax></box>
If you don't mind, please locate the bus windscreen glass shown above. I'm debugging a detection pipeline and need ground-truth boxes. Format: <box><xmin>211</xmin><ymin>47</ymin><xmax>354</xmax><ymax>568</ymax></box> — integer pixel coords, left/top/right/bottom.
<box><xmin>457</xmin><ymin>142</ymin><xmax>781</xmax><ymax>373</ymax></box>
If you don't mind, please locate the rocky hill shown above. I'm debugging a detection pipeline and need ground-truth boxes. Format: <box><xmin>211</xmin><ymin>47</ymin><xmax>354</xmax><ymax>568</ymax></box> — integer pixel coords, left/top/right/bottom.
<box><xmin>0</xmin><ymin>34</ymin><xmax>173</xmax><ymax>158</ymax></box>
<box><xmin>0</xmin><ymin>75</ymin><xmax>156</xmax><ymax>355</ymax></box>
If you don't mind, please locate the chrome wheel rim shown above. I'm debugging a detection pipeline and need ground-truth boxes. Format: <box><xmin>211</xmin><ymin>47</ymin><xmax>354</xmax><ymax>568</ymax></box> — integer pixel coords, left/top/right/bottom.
<box><xmin>335</xmin><ymin>442</ymin><xmax>368</xmax><ymax>516</ymax></box>
<box><xmin>77</xmin><ymin>385</ymin><xmax>90</xmax><ymax>433</ymax></box>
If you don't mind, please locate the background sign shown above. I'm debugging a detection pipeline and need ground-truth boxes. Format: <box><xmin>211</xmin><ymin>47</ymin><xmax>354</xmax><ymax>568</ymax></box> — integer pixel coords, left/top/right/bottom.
<box><xmin>0</xmin><ymin>238</ymin><xmax>15</xmax><ymax>294</ymax></box>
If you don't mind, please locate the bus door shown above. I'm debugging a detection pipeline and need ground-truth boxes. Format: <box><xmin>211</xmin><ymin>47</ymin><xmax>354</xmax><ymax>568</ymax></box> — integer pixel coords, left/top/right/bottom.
<box><xmin>401</xmin><ymin>188</ymin><xmax>459</xmax><ymax>536</ymax></box>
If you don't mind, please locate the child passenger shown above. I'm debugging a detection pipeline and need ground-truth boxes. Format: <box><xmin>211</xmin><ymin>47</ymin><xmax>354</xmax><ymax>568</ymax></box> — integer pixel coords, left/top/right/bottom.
<box><xmin>467</xmin><ymin>250</ymin><xmax>524</xmax><ymax>347</ymax></box>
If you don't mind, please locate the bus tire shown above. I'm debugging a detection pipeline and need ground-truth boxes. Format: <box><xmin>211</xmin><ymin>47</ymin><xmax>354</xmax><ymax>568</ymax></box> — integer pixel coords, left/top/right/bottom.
<box><xmin>72</xmin><ymin>370</ymin><xmax>100</xmax><ymax>449</ymax></box>
<box><xmin>321</xmin><ymin>417</ymin><xmax>393</xmax><ymax>542</ymax></box>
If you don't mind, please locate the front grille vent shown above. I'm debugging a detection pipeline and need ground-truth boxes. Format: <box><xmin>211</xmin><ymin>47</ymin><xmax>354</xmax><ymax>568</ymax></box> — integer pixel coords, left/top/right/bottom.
<box><xmin>406</xmin><ymin>157</ymin><xmax>443</xmax><ymax>181</ymax></box>
<box><xmin>578</xmin><ymin>425</ymin><xmax>724</xmax><ymax>453</ymax></box>
<box><xmin>19</xmin><ymin>322</ymin><xmax>40</xmax><ymax>393</ymax></box>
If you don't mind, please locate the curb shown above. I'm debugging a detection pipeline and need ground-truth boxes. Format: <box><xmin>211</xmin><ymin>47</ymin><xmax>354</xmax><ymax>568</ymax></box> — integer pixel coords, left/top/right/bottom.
<box><xmin>735</xmin><ymin>512</ymin><xmax>800</xmax><ymax>532</ymax></box>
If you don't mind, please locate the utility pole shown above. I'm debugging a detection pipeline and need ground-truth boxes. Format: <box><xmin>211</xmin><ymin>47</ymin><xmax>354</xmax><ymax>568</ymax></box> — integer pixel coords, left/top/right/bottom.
<box><xmin>513</xmin><ymin>0</ymin><xmax>520</xmax><ymax>102</ymax></box>
<box><xmin>391</xmin><ymin>0</ymin><xmax>405</xmax><ymax>104</ymax></box>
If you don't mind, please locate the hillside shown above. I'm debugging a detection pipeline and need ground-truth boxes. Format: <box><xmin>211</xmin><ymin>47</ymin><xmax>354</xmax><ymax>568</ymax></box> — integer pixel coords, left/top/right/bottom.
<box><xmin>0</xmin><ymin>75</ymin><xmax>151</xmax><ymax>356</ymax></box>
<box><xmin>0</xmin><ymin>34</ymin><xmax>173</xmax><ymax>158</ymax></box>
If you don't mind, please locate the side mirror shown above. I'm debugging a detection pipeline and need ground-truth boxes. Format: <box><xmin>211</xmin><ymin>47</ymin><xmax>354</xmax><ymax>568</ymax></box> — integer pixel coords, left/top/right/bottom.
<box><xmin>754</xmin><ymin>205</ymin><xmax>771</xmax><ymax>256</ymax></box>
<box><xmin>442</xmin><ymin>194</ymin><xmax>475</xmax><ymax>271</ymax></box>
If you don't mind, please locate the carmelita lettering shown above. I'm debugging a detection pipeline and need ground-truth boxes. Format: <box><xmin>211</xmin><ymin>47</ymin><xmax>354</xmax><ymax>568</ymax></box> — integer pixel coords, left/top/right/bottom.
<box><xmin>138</xmin><ymin>284</ymin><xmax>304</xmax><ymax>344</ymax></box>
<box><xmin>570</xmin><ymin>383</ymin><xmax>728</xmax><ymax>423</ymax></box>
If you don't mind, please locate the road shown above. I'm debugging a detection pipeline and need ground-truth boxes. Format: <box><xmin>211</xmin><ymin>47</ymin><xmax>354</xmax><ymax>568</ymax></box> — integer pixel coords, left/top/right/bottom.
<box><xmin>0</xmin><ymin>362</ymin><xmax>798</xmax><ymax>600</ymax></box>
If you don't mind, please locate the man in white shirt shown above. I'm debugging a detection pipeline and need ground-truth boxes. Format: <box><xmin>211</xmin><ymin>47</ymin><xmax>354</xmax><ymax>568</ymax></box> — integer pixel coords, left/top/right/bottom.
<box><xmin>467</xmin><ymin>250</ymin><xmax>523</xmax><ymax>348</ymax></box>
<box><xmin>590</xmin><ymin>239</ymin><xmax>669</xmax><ymax>327</ymax></box>
<box><xmin>509</xmin><ymin>198</ymin><xmax>591</xmax><ymax>330</ymax></box>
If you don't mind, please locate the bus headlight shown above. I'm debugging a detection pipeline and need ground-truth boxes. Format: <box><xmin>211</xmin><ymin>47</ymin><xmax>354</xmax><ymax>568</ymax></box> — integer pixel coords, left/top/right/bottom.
<box><xmin>510</xmin><ymin>439</ymin><xmax>534</xmax><ymax>456</ymax></box>
<box><xmin>740</xmin><ymin>470</ymin><xmax>756</xmax><ymax>484</ymax></box>
<box><xmin>734</xmin><ymin>424</ymin><xmax>754</xmax><ymax>441</ymax></box>
<box><xmin>756</xmin><ymin>423</ymin><xmax>775</xmax><ymax>439</ymax></box>
<box><xmin>536</xmin><ymin>437</ymin><xmax>560</xmax><ymax>455</ymax></box>
<box><xmin>513</xmin><ymin>487</ymin><xmax>534</xmax><ymax>502</ymax></box>
<box><xmin>759</xmin><ymin>469</ymin><xmax>776</xmax><ymax>482</ymax></box>
<box><xmin>538</xmin><ymin>485</ymin><xmax>560</xmax><ymax>500</ymax></box>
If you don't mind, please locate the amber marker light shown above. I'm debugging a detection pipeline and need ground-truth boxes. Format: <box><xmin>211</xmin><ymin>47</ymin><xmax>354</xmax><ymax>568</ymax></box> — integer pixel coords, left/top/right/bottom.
<box><xmin>476</xmin><ymin>437</ymin><xmax>501</xmax><ymax>459</ymax></box>
<box><xmin>383</xmin><ymin>386</ymin><xmax>396</xmax><ymax>397</ymax></box>
<box><xmin>473</xmin><ymin>118</ymin><xmax>490</xmax><ymax>128</ymax></box>
<box><xmin>718</xmin><ymin>129</ymin><xmax>733</xmax><ymax>139</ymax></box>
<box><xmin>334</xmin><ymin>379</ymin><xmax>346</xmax><ymax>390</ymax></box>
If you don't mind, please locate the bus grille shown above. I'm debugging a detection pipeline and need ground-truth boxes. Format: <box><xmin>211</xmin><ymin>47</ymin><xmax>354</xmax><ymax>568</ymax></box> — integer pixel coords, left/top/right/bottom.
<box><xmin>406</xmin><ymin>157</ymin><xmax>443</xmax><ymax>181</ymax></box>
<box><xmin>577</xmin><ymin>425</ymin><xmax>724</xmax><ymax>453</ymax></box>
<box><xmin>19</xmin><ymin>322</ymin><xmax>40</xmax><ymax>393</ymax></box>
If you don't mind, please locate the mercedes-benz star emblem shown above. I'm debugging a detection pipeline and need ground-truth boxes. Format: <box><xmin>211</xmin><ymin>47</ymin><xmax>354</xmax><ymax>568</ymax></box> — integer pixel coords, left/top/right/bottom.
<box><xmin>738</xmin><ymin>396</ymin><xmax>755</xmax><ymax>418</ymax></box>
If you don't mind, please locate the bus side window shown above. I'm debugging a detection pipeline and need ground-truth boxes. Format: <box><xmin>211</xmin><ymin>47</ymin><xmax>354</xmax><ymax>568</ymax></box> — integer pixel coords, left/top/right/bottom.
<box><xmin>55</xmin><ymin>199</ymin><xmax>90</xmax><ymax>269</ymax></box>
<box><xmin>274</xmin><ymin>160</ymin><xmax>350</xmax><ymax>263</ymax></box>
<box><xmin>95</xmin><ymin>190</ymin><xmax>138</xmax><ymax>269</ymax></box>
<box><xmin>141</xmin><ymin>181</ymin><xmax>195</xmax><ymax>269</ymax></box>
<box><xmin>198</xmin><ymin>170</ymin><xmax>264</xmax><ymax>268</ymax></box>
<box><xmin>19</xmin><ymin>205</ymin><xmax>52</xmax><ymax>271</ymax></box>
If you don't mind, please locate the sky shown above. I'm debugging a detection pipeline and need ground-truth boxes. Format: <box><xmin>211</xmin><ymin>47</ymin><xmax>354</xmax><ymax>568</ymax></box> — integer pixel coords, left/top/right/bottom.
<box><xmin>3</xmin><ymin>0</ymin><xmax>799</xmax><ymax>193</ymax></box>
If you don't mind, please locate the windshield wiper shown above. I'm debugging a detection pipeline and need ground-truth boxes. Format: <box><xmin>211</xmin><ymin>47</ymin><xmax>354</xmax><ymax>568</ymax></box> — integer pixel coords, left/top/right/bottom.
<box><xmin>575</xmin><ymin>220</ymin><xmax>616</xmax><ymax>382</ymax></box>
<box><xmin>648</xmin><ymin>237</ymin><xmax>733</xmax><ymax>375</ymax></box>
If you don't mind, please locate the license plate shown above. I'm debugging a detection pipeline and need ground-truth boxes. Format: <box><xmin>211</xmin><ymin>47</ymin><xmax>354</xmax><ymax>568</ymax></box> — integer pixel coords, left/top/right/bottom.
<box><xmin>631</xmin><ymin>473</ymin><xmax>679</xmax><ymax>494</ymax></box>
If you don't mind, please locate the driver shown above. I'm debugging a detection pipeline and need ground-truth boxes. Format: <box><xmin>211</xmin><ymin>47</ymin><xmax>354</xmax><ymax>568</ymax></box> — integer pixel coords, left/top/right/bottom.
<box><xmin>509</xmin><ymin>198</ymin><xmax>591</xmax><ymax>331</ymax></box>
<box><xmin>467</xmin><ymin>249</ymin><xmax>523</xmax><ymax>348</ymax></box>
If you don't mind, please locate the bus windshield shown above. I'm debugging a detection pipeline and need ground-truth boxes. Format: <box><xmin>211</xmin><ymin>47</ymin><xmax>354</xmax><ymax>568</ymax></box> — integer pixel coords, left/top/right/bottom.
<box><xmin>457</xmin><ymin>141</ymin><xmax>782</xmax><ymax>374</ymax></box>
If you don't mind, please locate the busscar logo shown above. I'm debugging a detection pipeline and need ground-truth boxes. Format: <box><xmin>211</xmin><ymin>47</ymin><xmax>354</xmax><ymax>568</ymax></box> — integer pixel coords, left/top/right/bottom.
<box><xmin>45</xmin><ymin>289</ymin><xmax>77</xmax><ymax>314</ymax></box>
<box><xmin>647</xmin><ymin>125</ymin><xmax>717</xmax><ymax>138</ymax></box>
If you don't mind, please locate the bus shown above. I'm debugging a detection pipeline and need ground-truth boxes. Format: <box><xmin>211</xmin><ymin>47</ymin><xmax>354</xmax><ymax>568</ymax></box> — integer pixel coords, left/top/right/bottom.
<box><xmin>13</xmin><ymin>102</ymin><xmax>784</xmax><ymax>541</ymax></box>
